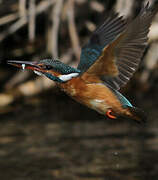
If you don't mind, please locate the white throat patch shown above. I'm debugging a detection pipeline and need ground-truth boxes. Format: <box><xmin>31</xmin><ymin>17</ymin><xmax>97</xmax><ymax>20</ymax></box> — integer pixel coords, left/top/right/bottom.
<box><xmin>33</xmin><ymin>70</ymin><xmax>43</xmax><ymax>76</ymax></box>
<box><xmin>59</xmin><ymin>73</ymin><xmax>79</xmax><ymax>82</ymax></box>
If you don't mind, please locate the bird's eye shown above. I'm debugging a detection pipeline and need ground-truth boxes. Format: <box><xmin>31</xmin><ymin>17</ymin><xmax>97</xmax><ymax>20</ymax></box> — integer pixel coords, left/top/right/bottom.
<box><xmin>44</xmin><ymin>65</ymin><xmax>52</xmax><ymax>70</ymax></box>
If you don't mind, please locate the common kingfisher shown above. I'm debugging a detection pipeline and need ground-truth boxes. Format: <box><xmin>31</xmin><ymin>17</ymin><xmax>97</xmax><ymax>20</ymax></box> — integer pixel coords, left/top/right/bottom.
<box><xmin>7</xmin><ymin>2</ymin><xmax>158</xmax><ymax>122</ymax></box>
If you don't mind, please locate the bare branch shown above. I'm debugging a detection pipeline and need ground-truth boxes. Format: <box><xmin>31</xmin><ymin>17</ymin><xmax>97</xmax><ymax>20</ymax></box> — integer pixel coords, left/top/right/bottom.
<box><xmin>0</xmin><ymin>0</ymin><xmax>55</xmax><ymax>42</ymax></box>
<box><xmin>140</xmin><ymin>42</ymin><xmax>158</xmax><ymax>83</ymax></box>
<box><xmin>0</xmin><ymin>13</ymin><xmax>19</xmax><ymax>26</ymax></box>
<box><xmin>47</xmin><ymin>0</ymin><xmax>64</xmax><ymax>58</ymax></box>
<box><xmin>52</xmin><ymin>0</ymin><xmax>63</xmax><ymax>58</ymax></box>
<box><xmin>67</xmin><ymin>0</ymin><xmax>81</xmax><ymax>61</ymax></box>
<box><xmin>149</xmin><ymin>22</ymin><xmax>158</xmax><ymax>42</ymax></box>
<box><xmin>90</xmin><ymin>1</ymin><xmax>104</xmax><ymax>13</ymax></box>
<box><xmin>28</xmin><ymin>0</ymin><xmax>36</xmax><ymax>41</ymax></box>
<box><xmin>114</xmin><ymin>0</ymin><xmax>134</xmax><ymax>17</ymax></box>
<box><xmin>19</xmin><ymin>0</ymin><xmax>26</xmax><ymax>17</ymax></box>
<box><xmin>5</xmin><ymin>71</ymin><xmax>30</xmax><ymax>90</ymax></box>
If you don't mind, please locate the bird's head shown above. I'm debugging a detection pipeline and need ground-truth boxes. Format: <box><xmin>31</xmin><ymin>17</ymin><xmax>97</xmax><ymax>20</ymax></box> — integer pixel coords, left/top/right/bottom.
<box><xmin>7</xmin><ymin>59</ymin><xmax>81</xmax><ymax>83</ymax></box>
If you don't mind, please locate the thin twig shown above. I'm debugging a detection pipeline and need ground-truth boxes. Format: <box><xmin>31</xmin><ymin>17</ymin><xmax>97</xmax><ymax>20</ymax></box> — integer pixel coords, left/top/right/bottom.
<box><xmin>5</xmin><ymin>71</ymin><xmax>30</xmax><ymax>90</ymax></box>
<box><xmin>19</xmin><ymin>0</ymin><xmax>26</xmax><ymax>17</ymax></box>
<box><xmin>51</xmin><ymin>0</ymin><xmax>64</xmax><ymax>58</ymax></box>
<box><xmin>114</xmin><ymin>0</ymin><xmax>134</xmax><ymax>17</ymax></box>
<box><xmin>0</xmin><ymin>0</ymin><xmax>55</xmax><ymax>42</ymax></box>
<box><xmin>28</xmin><ymin>0</ymin><xmax>36</xmax><ymax>41</ymax></box>
<box><xmin>140</xmin><ymin>42</ymin><xmax>158</xmax><ymax>83</ymax></box>
<box><xmin>90</xmin><ymin>1</ymin><xmax>104</xmax><ymax>13</ymax></box>
<box><xmin>0</xmin><ymin>13</ymin><xmax>19</xmax><ymax>26</ymax></box>
<box><xmin>0</xmin><ymin>16</ymin><xmax>27</xmax><ymax>42</ymax></box>
<box><xmin>67</xmin><ymin>0</ymin><xmax>81</xmax><ymax>61</ymax></box>
<box><xmin>149</xmin><ymin>23</ymin><xmax>158</xmax><ymax>42</ymax></box>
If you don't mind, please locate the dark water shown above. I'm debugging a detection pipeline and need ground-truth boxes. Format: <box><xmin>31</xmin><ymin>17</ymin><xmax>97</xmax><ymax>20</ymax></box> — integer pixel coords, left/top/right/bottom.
<box><xmin>0</xmin><ymin>90</ymin><xmax>158</xmax><ymax>180</ymax></box>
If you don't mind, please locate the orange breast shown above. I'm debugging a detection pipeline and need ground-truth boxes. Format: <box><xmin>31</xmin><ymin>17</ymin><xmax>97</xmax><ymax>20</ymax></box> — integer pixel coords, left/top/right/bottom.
<box><xmin>59</xmin><ymin>75</ymin><xmax>124</xmax><ymax>115</ymax></box>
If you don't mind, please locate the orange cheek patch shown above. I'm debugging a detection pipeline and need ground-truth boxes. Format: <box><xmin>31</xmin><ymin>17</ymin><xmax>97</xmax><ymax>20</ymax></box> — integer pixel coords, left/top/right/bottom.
<box><xmin>106</xmin><ymin>109</ymin><xmax>117</xmax><ymax>119</ymax></box>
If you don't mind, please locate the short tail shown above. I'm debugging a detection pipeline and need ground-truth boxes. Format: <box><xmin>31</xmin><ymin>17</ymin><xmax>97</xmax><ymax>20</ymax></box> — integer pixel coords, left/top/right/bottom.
<box><xmin>126</xmin><ymin>106</ymin><xmax>147</xmax><ymax>123</ymax></box>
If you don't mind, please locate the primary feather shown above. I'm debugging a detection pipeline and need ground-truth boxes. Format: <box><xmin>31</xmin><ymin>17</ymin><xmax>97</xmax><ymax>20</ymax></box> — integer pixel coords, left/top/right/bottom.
<box><xmin>78</xmin><ymin>13</ymin><xmax>126</xmax><ymax>73</ymax></box>
<box><xmin>78</xmin><ymin>2</ymin><xmax>158</xmax><ymax>90</ymax></box>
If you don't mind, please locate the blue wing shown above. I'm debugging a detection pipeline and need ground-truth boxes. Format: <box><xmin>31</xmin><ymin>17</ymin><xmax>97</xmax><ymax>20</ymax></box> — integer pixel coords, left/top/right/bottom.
<box><xmin>78</xmin><ymin>3</ymin><xmax>158</xmax><ymax>90</ymax></box>
<box><xmin>112</xmin><ymin>89</ymin><xmax>133</xmax><ymax>108</ymax></box>
<box><xmin>77</xmin><ymin>13</ymin><xmax>126</xmax><ymax>73</ymax></box>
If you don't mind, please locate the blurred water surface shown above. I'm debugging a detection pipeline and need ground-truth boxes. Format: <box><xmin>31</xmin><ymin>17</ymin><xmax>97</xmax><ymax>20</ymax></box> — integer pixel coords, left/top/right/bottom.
<box><xmin>0</xmin><ymin>90</ymin><xmax>158</xmax><ymax>180</ymax></box>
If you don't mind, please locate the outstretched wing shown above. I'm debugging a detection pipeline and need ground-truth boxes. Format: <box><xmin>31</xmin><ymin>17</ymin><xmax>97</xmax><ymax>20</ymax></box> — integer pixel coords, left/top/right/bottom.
<box><xmin>78</xmin><ymin>3</ymin><xmax>158</xmax><ymax>90</ymax></box>
<box><xmin>77</xmin><ymin>13</ymin><xmax>126</xmax><ymax>73</ymax></box>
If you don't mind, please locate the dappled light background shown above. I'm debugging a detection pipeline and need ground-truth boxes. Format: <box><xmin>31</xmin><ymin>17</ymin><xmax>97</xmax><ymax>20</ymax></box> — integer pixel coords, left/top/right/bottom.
<box><xmin>0</xmin><ymin>0</ymin><xmax>158</xmax><ymax>179</ymax></box>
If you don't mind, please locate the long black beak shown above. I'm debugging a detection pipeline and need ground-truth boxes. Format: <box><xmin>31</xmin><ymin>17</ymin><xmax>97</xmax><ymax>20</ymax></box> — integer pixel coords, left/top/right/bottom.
<box><xmin>7</xmin><ymin>60</ymin><xmax>39</xmax><ymax>70</ymax></box>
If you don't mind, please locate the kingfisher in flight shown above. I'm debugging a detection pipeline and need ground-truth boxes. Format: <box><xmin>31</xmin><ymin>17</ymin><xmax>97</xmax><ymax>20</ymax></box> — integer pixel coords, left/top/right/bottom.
<box><xmin>8</xmin><ymin>2</ymin><xmax>158</xmax><ymax>122</ymax></box>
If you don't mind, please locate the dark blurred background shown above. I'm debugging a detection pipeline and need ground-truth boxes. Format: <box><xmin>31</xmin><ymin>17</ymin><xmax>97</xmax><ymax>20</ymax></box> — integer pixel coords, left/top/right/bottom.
<box><xmin>0</xmin><ymin>0</ymin><xmax>158</xmax><ymax>179</ymax></box>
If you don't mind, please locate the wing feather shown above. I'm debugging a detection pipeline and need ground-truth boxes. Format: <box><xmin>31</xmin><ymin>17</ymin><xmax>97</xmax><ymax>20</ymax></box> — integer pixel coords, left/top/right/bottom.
<box><xmin>77</xmin><ymin>13</ymin><xmax>126</xmax><ymax>72</ymax></box>
<box><xmin>80</xmin><ymin>2</ymin><xmax>158</xmax><ymax>90</ymax></box>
